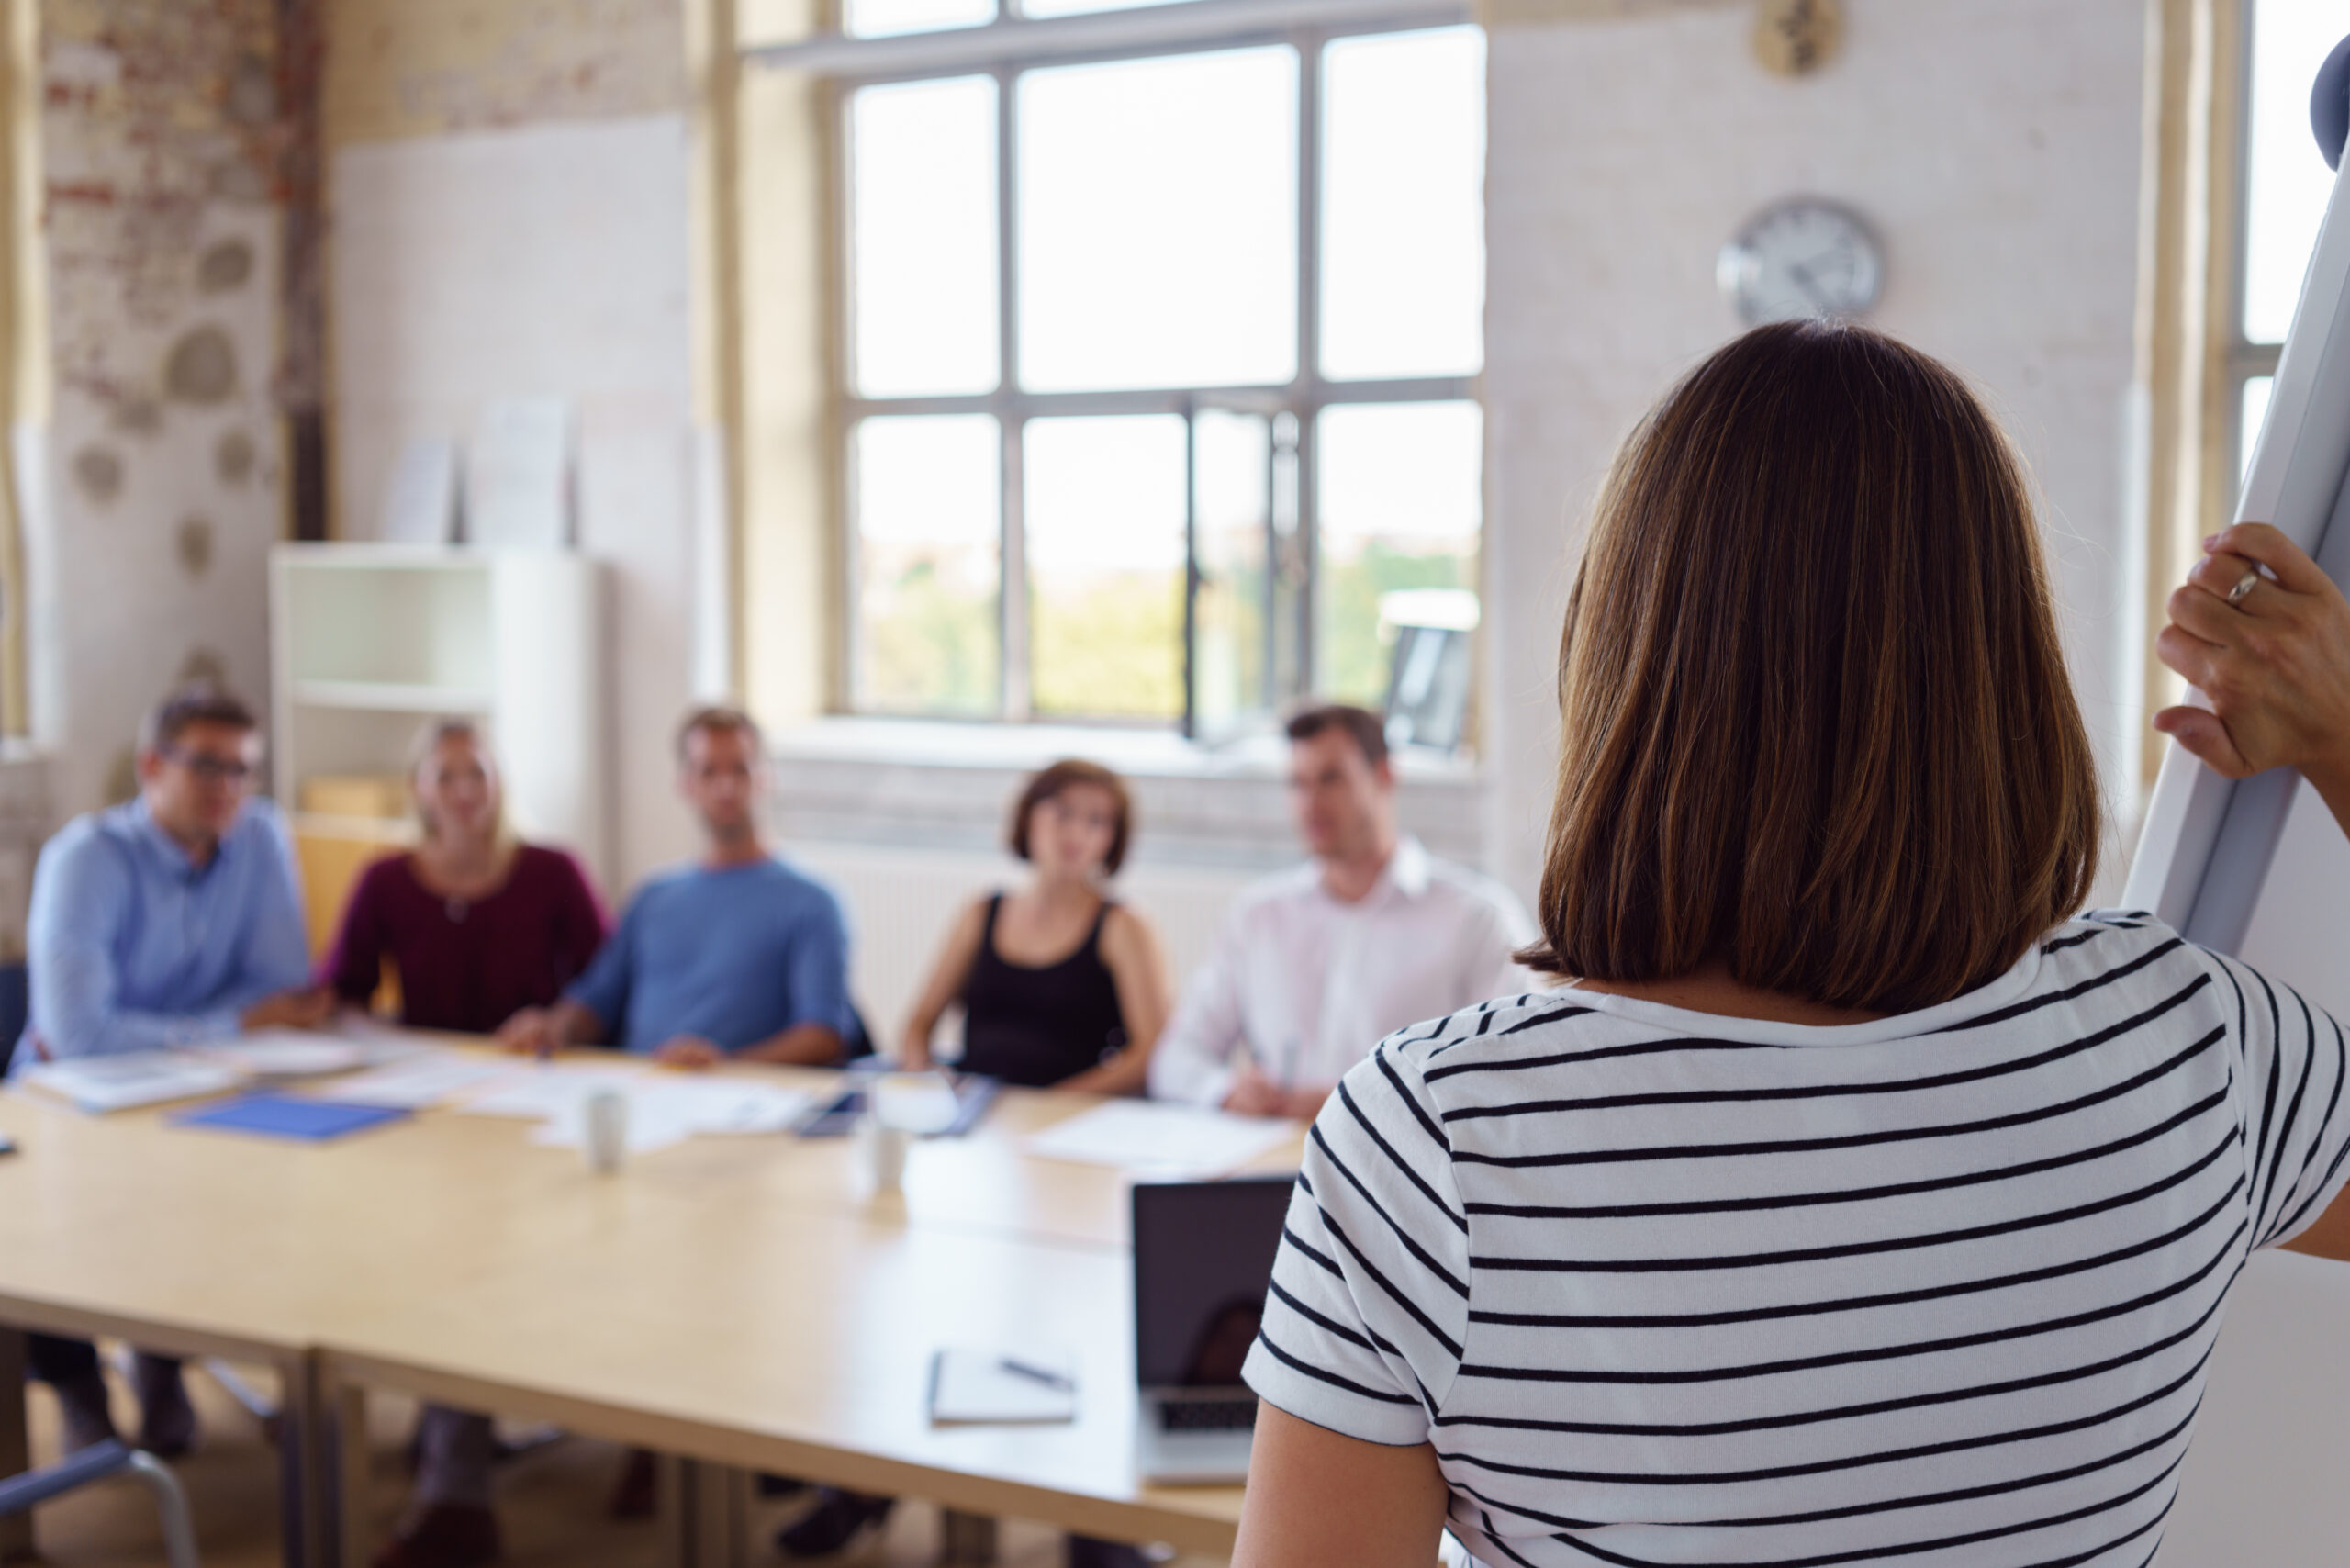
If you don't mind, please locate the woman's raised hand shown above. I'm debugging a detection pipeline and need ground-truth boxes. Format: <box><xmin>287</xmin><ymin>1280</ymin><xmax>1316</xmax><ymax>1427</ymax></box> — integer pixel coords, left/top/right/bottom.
<box><xmin>2154</xmin><ymin>522</ymin><xmax>2350</xmax><ymax>790</ymax></box>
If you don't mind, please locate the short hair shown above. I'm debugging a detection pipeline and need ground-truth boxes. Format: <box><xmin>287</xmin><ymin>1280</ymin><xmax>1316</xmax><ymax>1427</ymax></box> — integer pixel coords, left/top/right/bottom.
<box><xmin>140</xmin><ymin>685</ymin><xmax>258</xmax><ymax>754</ymax></box>
<box><xmin>674</xmin><ymin>704</ymin><xmax>764</xmax><ymax>763</ymax></box>
<box><xmin>1284</xmin><ymin>703</ymin><xmax>1389</xmax><ymax>771</ymax></box>
<box><xmin>1008</xmin><ymin>759</ymin><xmax>1135</xmax><ymax>877</ymax></box>
<box><xmin>1520</xmin><ymin>319</ymin><xmax>2099</xmax><ymax>1011</ymax></box>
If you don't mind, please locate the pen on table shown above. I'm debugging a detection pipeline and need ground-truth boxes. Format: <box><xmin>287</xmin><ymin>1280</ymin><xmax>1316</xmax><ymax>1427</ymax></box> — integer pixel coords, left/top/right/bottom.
<box><xmin>998</xmin><ymin>1358</ymin><xmax>1075</xmax><ymax>1392</ymax></box>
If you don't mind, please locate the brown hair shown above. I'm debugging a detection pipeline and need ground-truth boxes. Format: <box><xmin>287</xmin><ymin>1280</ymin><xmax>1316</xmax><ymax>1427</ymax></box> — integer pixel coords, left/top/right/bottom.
<box><xmin>139</xmin><ymin>685</ymin><xmax>258</xmax><ymax>754</ymax></box>
<box><xmin>1521</xmin><ymin>320</ymin><xmax>2099</xmax><ymax>1012</ymax></box>
<box><xmin>1284</xmin><ymin>703</ymin><xmax>1389</xmax><ymax>771</ymax></box>
<box><xmin>1008</xmin><ymin>759</ymin><xmax>1135</xmax><ymax>877</ymax></box>
<box><xmin>674</xmin><ymin>704</ymin><xmax>765</xmax><ymax>763</ymax></box>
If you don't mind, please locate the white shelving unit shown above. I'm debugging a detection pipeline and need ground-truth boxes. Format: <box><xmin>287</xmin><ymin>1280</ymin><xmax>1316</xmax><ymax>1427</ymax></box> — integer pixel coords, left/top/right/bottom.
<box><xmin>269</xmin><ymin>543</ymin><xmax>608</xmax><ymax>884</ymax></box>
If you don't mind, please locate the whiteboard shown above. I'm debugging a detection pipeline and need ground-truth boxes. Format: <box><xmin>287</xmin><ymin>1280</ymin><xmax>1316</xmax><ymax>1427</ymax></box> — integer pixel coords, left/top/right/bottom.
<box><xmin>2122</xmin><ymin>136</ymin><xmax>2350</xmax><ymax>1024</ymax></box>
<box><xmin>2131</xmin><ymin>44</ymin><xmax>2350</xmax><ymax>1568</ymax></box>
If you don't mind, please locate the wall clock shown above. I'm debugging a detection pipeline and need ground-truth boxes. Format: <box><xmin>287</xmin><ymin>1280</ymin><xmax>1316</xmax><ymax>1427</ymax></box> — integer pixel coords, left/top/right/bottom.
<box><xmin>1717</xmin><ymin>199</ymin><xmax>1884</xmax><ymax>326</ymax></box>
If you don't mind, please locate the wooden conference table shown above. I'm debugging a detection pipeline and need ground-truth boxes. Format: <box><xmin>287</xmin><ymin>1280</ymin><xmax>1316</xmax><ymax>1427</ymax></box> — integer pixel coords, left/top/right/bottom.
<box><xmin>0</xmin><ymin>1045</ymin><xmax>1304</xmax><ymax>1567</ymax></box>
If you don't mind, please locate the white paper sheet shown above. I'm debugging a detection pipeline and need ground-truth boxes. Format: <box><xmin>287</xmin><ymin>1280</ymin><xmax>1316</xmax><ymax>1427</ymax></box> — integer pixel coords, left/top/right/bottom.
<box><xmin>870</xmin><ymin>1073</ymin><xmax>963</xmax><ymax>1135</ymax></box>
<box><xmin>322</xmin><ymin>1051</ymin><xmax>519</xmax><ymax>1110</ymax></box>
<box><xmin>196</xmin><ymin>1030</ymin><xmax>375</xmax><ymax>1080</ymax></box>
<box><xmin>18</xmin><ymin>1053</ymin><xmax>243</xmax><ymax>1114</ymax></box>
<box><xmin>527</xmin><ymin>1079</ymin><xmax>812</xmax><ymax>1156</ymax></box>
<box><xmin>1023</xmin><ymin>1101</ymin><xmax>1294</xmax><ymax>1180</ymax></box>
<box><xmin>455</xmin><ymin>1064</ymin><xmax>650</xmax><ymax>1119</ymax></box>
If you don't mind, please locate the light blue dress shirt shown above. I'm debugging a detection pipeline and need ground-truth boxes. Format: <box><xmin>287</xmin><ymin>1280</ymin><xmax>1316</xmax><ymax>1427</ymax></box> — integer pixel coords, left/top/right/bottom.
<box><xmin>17</xmin><ymin>796</ymin><xmax>312</xmax><ymax>1062</ymax></box>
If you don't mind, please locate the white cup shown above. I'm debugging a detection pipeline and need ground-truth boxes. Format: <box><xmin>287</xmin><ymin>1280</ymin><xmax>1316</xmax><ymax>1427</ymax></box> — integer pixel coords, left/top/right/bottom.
<box><xmin>583</xmin><ymin>1088</ymin><xmax>629</xmax><ymax>1174</ymax></box>
<box><xmin>857</xmin><ymin>1112</ymin><xmax>910</xmax><ymax>1196</ymax></box>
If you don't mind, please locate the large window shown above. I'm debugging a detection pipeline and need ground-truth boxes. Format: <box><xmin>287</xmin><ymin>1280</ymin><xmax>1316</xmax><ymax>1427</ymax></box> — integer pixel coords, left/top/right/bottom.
<box><xmin>2232</xmin><ymin>0</ymin><xmax>2341</xmax><ymax>483</ymax></box>
<box><xmin>834</xmin><ymin>17</ymin><xmax>1485</xmax><ymax>732</ymax></box>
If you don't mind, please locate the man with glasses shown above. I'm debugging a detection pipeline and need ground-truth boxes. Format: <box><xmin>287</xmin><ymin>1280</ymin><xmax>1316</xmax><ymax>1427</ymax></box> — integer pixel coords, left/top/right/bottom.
<box><xmin>14</xmin><ymin>686</ymin><xmax>323</xmax><ymax>1456</ymax></box>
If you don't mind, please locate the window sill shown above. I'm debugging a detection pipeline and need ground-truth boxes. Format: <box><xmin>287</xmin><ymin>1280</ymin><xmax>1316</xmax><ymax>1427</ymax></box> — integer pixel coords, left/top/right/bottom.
<box><xmin>766</xmin><ymin>715</ymin><xmax>1490</xmax><ymax>870</ymax></box>
<box><xmin>768</xmin><ymin>714</ymin><xmax>1479</xmax><ymax>782</ymax></box>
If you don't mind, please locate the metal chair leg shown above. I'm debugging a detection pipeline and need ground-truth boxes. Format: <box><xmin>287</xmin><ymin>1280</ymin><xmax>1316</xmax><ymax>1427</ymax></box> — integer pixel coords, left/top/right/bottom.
<box><xmin>117</xmin><ymin>1450</ymin><xmax>199</xmax><ymax>1568</ymax></box>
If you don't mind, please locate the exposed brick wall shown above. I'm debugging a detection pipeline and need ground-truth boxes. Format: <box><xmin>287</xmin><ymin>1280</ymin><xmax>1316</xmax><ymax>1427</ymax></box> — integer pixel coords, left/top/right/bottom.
<box><xmin>27</xmin><ymin>0</ymin><xmax>295</xmax><ymax>812</ymax></box>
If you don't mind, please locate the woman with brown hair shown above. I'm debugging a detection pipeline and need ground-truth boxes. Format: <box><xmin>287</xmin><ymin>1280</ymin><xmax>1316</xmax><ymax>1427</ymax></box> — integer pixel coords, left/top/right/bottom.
<box><xmin>1228</xmin><ymin>321</ymin><xmax>2350</xmax><ymax>1567</ymax></box>
<box><xmin>898</xmin><ymin>758</ymin><xmax>1171</xmax><ymax>1092</ymax></box>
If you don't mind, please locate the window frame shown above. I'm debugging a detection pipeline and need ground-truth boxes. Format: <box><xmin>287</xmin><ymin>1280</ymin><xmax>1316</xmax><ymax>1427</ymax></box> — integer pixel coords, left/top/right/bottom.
<box><xmin>2222</xmin><ymin>0</ymin><xmax>2283</xmax><ymax>491</ymax></box>
<box><xmin>786</xmin><ymin>0</ymin><xmax>1482</xmax><ymax>732</ymax></box>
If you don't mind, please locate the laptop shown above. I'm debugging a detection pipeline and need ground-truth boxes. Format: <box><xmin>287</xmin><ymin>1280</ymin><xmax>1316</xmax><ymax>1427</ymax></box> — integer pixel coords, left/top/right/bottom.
<box><xmin>1131</xmin><ymin>1174</ymin><xmax>1296</xmax><ymax>1484</ymax></box>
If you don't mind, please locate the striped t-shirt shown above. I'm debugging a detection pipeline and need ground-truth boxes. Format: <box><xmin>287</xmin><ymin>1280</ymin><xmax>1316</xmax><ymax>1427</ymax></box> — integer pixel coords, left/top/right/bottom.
<box><xmin>1241</xmin><ymin>913</ymin><xmax>2350</xmax><ymax>1568</ymax></box>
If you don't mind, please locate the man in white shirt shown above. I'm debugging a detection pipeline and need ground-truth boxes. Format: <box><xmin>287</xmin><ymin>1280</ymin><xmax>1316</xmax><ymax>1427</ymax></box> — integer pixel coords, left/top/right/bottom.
<box><xmin>1147</xmin><ymin>704</ymin><xmax>1538</xmax><ymax>1119</ymax></box>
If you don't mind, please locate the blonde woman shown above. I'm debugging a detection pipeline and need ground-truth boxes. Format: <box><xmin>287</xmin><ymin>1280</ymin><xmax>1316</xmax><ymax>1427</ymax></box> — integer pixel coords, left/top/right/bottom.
<box><xmin>318</xmin><ymin>719</ymin><xmax>609</xmax><ymax>1568</ymax></box>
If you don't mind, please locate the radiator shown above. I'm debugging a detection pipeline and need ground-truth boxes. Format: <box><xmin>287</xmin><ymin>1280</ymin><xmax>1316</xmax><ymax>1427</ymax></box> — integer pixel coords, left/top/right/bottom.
<box><xmin>789</xmin><ymin>841</ymin><xmax>1263</xmax><ymax>1062</ymax></box>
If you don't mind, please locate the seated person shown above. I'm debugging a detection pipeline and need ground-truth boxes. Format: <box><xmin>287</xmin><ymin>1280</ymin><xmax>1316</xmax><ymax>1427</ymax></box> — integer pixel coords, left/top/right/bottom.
<box><xmin>15</xmin><ymin>687</ymin><xmax>326</xmax><ymax>1457</ymax></box>
<box><xmin>324</xmin><ymin>718</ymin><xmax>610</xmax><ymax>1568</ymax></box>
<box><xmin>900</xmin><ymin>759</ymin><xmax>1170</xmax><ymax>1092</ymax></box>
<box><xmin>1147</xmin><ymin>704</ymin><xmax>1536</xmax><ymax>1119</ymax></box>
<box><xmin>499</xmin><ymin>705</ymin><xmax>854</xmax><ymax>1067</ymax></box>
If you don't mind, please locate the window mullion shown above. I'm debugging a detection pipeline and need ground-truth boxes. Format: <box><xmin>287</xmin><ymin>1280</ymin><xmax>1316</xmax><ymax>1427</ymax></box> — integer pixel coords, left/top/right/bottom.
<box><xmin>998</xmin><ymin>63</ymin><xmax>1032</xmax><ymax>722</ymax></box>
<box><xmin>1293</xmin><ymin>28</ymin><xmax>1323</xmax><ymax>702</ymax></box>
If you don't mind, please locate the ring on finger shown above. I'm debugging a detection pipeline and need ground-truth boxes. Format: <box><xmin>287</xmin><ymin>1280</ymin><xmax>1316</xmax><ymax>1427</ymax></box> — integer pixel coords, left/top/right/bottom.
<box><xmin>2226</xmin><ymin>568</ymin><xmax>2261</xmax><ymax>607</ymax></box>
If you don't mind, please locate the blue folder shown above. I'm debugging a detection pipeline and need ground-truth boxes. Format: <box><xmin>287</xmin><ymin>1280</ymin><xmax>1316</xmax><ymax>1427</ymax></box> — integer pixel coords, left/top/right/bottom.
<box><xmin>168</xmin><ymin>1093</ymin><xmax>409</xmax><ymax>1143</ymax></box>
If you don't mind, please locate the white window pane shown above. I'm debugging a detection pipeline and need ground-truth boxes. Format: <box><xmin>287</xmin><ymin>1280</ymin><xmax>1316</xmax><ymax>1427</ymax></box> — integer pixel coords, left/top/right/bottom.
<box><xmin>2242</xmin><ymin>375</ymin><xmax>2276</xmax><ymax>488</ymax></box>
<box><xmin>1019</xmin><ymin>50</ymin><xmax>1297</xmax><ymax>392</ymax></box>
<box><xmin>2244</xmin><ymin>0</ymin><xmax>2342</xmax><ymax>342</ymax></box>
<box><xmin>1021</xmin><ymin>0</ymin><xmax>1177</xmax><ymax>17</ymax></box>
<box><xmin>1024</xmin><ymin>415</ymin><xmax>1187</xmax><ymax>718</ymax></box>
<box><xmin>1322</xmin><ymin>28</ymin><xmax>1485</xmax><ymax>380</ymax></box>
<box><xmin>1315</xmin><ymin>402</ymin><xmax>1482</xmax><ymax>706</ymax></box>
<box><xmin>855</xmin><ymin>415</ymin><xmax>1001</xmax><ymax>714</ymax></box>
<box><xmin>847</xmin><ymin>0</ymin><xmax>993</xmax><ymax>39</ymax></box>
<box><xmin>851</xmin><ymin>78</ymin><xmax>999</xmax><ymax>397</ymax></box>
<box><xmin>1192</xmin><ymin>409</ymin><xmax>1273</xmax><ymax>730</ymax></box>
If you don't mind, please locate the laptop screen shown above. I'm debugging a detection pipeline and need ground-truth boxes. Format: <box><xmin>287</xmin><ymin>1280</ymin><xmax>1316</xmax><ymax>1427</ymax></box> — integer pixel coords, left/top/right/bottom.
<box><xmin>1132</xmin><ymin>1175</ymin><xmax>1297</xmax><ymax>1389</ymax></box>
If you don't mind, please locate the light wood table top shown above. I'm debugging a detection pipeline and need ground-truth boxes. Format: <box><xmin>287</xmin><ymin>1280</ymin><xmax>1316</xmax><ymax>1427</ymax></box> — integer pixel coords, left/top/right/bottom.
<box><xmin>0</xmin><ymin>1042</ymin><xmax>1298</xmax><ymax>1552</ymax></box>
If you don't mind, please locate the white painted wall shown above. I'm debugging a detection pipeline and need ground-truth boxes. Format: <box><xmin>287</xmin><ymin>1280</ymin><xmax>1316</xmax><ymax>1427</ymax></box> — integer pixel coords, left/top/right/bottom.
<box><xmin>330</xmin><ymin>113</ymin><xmax>705</xmax><ymax>889</ymax></box>
<box><xmin>1482</xmin><ymin>0</ymin><xmax>2150</xmax><ymax>904</ymax></box>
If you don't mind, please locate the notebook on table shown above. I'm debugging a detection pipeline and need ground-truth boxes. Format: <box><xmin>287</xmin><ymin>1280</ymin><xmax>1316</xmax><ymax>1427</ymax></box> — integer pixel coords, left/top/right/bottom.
<box><xmin>169</xmin><ymin>1093</ymin><xmax>410</xmax><ymax>1143</ymax></box>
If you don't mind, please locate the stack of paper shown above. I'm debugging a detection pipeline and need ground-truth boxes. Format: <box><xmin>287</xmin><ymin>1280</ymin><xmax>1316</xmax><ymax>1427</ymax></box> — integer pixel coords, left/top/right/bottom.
<box><xmin>1024</xmin><ymin>1101</ymin><xmax>1294</xmax><ymax>1180</ymax></box>
<box><xmin>19</xmin><ymin>1053</ymin><xmax>244</xmax><ymax>1114</ymax></box>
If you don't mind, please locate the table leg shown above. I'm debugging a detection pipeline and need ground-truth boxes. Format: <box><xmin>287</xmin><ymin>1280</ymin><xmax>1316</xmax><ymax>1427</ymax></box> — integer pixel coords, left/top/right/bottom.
<box><xmin>659</xmin><ymin>1456</ymin><xmax>751</xmax><ymax>1568</ymax></box>
<box><xmin>940</xmin><ymin>1509</ymin><xmax>999</xmax><ymax>1565</ymax></box>
<box><xmin>0</xmin><ymin>1327</ymin><xmax>31</xmax><ymax>1563</ymax></box>
<box><xmin>272</xmin><ymin>1350</ymin><xmax>336</xmax><ymax>1568</ymax></box>
<box><xmin>334</xmin><ymin>1381</ymin><xmax>373</xmax><ymax>1568</ymax></box>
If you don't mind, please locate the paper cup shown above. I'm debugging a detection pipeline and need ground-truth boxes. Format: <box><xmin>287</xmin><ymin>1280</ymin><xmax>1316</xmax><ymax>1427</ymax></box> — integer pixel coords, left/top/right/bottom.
<box><xmin>583</xmin><ymin>1088</ymin><xmax>629</xmax><ymax>1174</ymax></box>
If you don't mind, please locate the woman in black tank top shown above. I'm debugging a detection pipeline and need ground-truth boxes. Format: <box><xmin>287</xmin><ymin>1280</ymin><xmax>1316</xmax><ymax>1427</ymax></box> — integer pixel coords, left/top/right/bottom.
<box><xmin>900</xmin><ymin>761</ymin><xmax>1171</xmax><ymax>1094</ymax></box>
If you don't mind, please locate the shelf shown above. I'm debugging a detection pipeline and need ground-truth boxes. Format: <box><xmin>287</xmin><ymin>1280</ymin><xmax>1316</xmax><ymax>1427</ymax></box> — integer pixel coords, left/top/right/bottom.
<box><xmin>290</xmin><ymin>680</ymin><xmax>494</xmax><ymax>714</ymax></box>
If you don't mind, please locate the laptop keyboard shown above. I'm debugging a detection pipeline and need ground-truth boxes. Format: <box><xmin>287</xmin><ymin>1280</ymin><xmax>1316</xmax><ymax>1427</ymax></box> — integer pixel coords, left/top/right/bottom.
<box><xmin>1157</xmin><ymin>1398</ymin><xmax>1258</xmax><ymax>1432</ymax></box>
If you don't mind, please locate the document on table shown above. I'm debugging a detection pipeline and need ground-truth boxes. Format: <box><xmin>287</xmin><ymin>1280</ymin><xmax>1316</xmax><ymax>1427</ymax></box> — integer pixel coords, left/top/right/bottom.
<box><xmin>18</xmin><ymin>1052</ymin><xmax>244</xmax><ymax>1114</ymax></box>
<box><xmin>194</xmin><ymin>1029</ymin><xmax>375</xmax><ymax>1080</ymax></box>
<box><xmin>323</xmin><ymin>1050</ymin><xmax>519</xmax><ymax>1109</ymax></box>
<box><xmin>456</xmin><ymin>1064</ymin><xmax>650</xmax><ymax>1119</ymax></box>
<box><xmin>528</xmin><ymin>1079</ymin><xmax>813</xmax><ymax>1156</ymax></box>
<box><xmin>1023</xmin><ymin>1101</ymin><xmax>1295</xmax><ymax>1180</ymax></box>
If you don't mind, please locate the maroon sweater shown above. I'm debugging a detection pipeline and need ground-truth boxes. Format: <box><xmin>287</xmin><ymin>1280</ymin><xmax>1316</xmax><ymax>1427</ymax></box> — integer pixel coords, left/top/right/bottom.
<box><xmin>321</xmin><ymin>846</ymin><xmax>610</xmax><ymax>1034</ymax></box>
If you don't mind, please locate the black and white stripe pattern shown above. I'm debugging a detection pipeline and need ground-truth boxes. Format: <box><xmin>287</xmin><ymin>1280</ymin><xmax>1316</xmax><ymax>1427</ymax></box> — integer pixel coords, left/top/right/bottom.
<box><xmin>1241</xmin><ymin>914</ymin><xmax>2350</xmax><ymax>1568</ymax></box>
